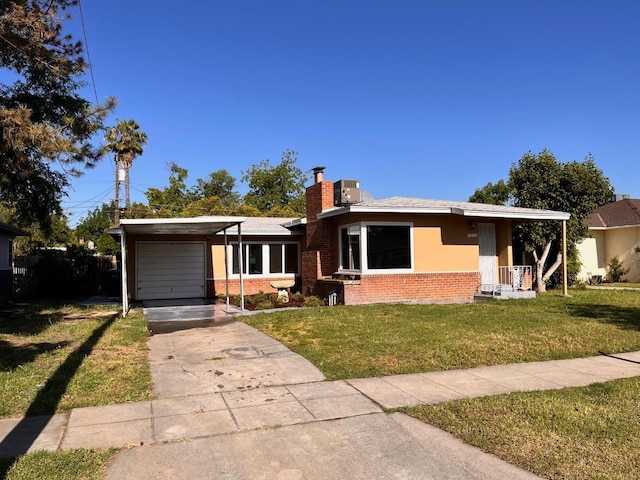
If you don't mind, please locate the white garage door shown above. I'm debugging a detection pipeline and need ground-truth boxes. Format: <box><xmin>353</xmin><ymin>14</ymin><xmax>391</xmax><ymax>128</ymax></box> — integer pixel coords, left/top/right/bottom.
<box><xmin>136</xmin><ymin>242</ymin><xmax>206</xmax><ymax>300</ymax></box>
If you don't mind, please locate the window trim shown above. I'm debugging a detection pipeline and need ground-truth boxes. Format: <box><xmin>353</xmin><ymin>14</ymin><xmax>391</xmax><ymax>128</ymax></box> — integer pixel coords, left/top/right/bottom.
<box><xmin>338</xmin><ymin>222</ymin><xmax>414</xmax><ymax>274</ymax></box>
<box><xmin>229</xmin><ymin>241</ymin><xmax>300</xmax><ymax>278</ymax></box>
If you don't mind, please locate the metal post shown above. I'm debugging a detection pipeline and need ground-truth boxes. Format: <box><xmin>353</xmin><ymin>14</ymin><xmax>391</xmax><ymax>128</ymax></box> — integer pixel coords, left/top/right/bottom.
<box><xmin>238</xmin><ymin>223</ymin><xmax>244</xmax><ymax>313</ymax></box>
<box><xmin>224</xmin><ymin>229</ymin><xmax>229</xmax><ymax>311</ymax></box>
<box><xmin>562</xmin><ymin>220</ymin><xmax>568</xmax><ymax>297</ymax></box>
<box><xmin>120</xmin><ymin>227</ymin><xmax>129</xmax><ymax>316</ymax></box>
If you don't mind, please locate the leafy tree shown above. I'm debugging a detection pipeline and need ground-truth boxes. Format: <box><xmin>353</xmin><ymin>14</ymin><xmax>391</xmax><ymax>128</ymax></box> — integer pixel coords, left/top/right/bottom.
<box><xmin>0</xmin><ymin>0</ymin><xmax>115</xmax><ymax>232</ymax></box>
<box><xmin>194</xmin><ymin>170</ymin><xmax>241</xmax><ymax>206</ymax></box>
<box><xmin>145</xmin><ymin>163</ymin><xmax>197</xmax><ymax>216</ymax></box>
<box><xmin>181</xmin><ymin>196</ymin><xmax>261</xmax><ymax>218</ymax></box>
<box><xmin>471</xmin><ymin>150</ymin><xmax>613</xmax><ymax>292</ymax></box>
<box><xmin>469</xmin><ymin>180</ymin><xmax>510</xmax><ymax>205</ymax></box>
<box><xmin>75</xmin><ymin>202</ymin><xmax>115</xmax><ymax>243</ymax></box>
<box><xmin>74</xmin><ymin>201</ymin><xmax>119</xmax><ymax>254</ymax></box>
<box><xmin>242</xmin><ymin>150</ymin><xmax>308</xmax><ymax>215</ymax></box>
<box><xmin>121</xmin><ymin>202</ymin><xmax>162</xmax><ymax>219</ymax></box>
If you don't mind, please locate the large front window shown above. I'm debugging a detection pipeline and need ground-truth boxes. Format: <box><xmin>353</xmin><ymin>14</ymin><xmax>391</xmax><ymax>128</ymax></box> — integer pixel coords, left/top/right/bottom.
<box><xmin>367</xmin><ymin>225</ymin><xmax>411</xmax><ymax>269</ymax></box>
<box><xmin>232</xmin><ymin>243</ymin><xmax>299</xmax><ymax>276</ymax></box>
<box><xmin>339</xmin><ymin>223</ymin><xmax>412</xmax><ymax>272</ymax></box>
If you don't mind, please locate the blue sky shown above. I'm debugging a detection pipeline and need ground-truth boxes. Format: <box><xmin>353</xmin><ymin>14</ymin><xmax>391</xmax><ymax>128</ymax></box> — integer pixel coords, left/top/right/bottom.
<box><xmin>63</xmin><ymin>1</ymin><xmax>639</xmax><ymax>225</ymax></box>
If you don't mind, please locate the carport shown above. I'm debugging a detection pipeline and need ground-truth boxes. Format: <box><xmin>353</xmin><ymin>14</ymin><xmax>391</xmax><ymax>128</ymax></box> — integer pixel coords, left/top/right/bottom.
<box><xmin>110</xmin><ymin>216</ymin><xmax>247</xmax><ymax>316</ymax></box>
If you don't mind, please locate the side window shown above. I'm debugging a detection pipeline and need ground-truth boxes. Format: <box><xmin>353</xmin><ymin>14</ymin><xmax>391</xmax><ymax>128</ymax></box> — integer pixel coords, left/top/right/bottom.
<box><xmin>340</xmin><ymin>225</ymin><xmax>361</xmax><ymax>271</ymax></box>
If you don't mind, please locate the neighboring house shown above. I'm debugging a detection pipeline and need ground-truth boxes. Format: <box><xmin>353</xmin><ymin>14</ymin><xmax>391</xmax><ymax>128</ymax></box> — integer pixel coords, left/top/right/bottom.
<box><xmin>112</xmin><ymin>168</ymin><xmax>569</xmax><ymax>310</ymax></box>
<box><xmin>577</xmin><ymin>196</ymin><xmax>640</xmax><ymax>283</ymax></box>
<box><xmin>0</xmin><ymin>223</ymin><xmax>29</xmax><ymax>303</ymax></box>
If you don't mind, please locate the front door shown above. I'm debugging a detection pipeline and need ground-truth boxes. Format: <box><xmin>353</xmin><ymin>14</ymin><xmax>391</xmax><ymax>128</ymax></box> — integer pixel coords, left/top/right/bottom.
<box><xmin>478</xmin><ymin>223</ymin><xmax>497</xmax><ymax>286</ymax></box>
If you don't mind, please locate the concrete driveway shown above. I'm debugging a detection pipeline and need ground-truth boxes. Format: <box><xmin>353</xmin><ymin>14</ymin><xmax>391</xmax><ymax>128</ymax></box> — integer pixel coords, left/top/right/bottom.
<box><xmin>102</xmin><ymin>304</ymin><xmax>541</xmax><ymax>479</ymax></box>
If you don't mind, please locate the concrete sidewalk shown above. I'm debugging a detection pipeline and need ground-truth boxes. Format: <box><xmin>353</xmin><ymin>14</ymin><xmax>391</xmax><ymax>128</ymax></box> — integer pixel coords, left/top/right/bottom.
<box><xmin>2</xmin><ymin>315</ymin><xmax>640</xmax><ymax>478</ymax></box>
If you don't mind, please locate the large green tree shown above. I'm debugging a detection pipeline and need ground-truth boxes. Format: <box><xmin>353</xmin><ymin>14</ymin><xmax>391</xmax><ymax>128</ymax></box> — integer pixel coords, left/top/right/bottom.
<box><xmin>471</xmin><ymin>150</ymin><xmax>613</xmax><ymax>291</ymax></box>
<box><xmin>242</xmin><ymin>150</ymin><xmax>308</xmax><ymax>215</ymax></box>
<box><xmin>0</xmin><ymin>0</ymin><xmax>115</xmax><ymax>231</ymax></box>
<box><xmin>194</xmin><ymin>169</ymin><xmax>241</xmax><ymax>207</ymax></box>
<box><xmin>145</xmin><ymin>163</ymin><xmax>197</xmax><ymax>216</ymax></box>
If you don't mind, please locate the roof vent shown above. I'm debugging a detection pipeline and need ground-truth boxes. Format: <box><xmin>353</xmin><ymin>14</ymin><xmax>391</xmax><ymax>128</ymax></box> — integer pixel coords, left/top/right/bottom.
<box><xmin>334</xmin><ymin>180</ymin><xmax>361</xmax><ymax>206</ymax></box>
<box><xmin>612</xmin><ymin>194</ymin><xmax>630</xmax><ymax>202</ymax></box>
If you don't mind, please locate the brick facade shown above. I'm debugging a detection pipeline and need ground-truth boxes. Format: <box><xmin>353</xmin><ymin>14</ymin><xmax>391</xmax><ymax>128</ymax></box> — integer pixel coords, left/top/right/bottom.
<box><xmin>317</xmin><ymin>272</ymin><xmax>481</xmax><ymax>305</ymax></box>
<box><xmin>212</xmin><ymin>277</ymin><xmax>300</xmax><ymax>297</ymax></box>
<box><xmin>302</xmin><ymin>180</ymin><xmax>336</xmax><ymax>295</ymax></box>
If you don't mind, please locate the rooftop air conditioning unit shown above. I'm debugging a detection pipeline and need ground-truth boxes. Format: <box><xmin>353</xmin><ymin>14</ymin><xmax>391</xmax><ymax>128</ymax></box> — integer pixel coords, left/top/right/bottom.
<box><xmin>334</xmin><ymin>180</ymin><xmax>361</xmax><ymax>206</ymax></box>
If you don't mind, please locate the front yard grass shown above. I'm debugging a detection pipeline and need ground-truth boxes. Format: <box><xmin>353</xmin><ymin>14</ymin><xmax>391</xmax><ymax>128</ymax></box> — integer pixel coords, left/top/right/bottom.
<box><xmin>401</xmin><ymin>377</ymin><xmax>640</xmax><ymax>480</ymax></box>
<box><xmin>243</xmin><ymin>289</ymin><xmax>640</xmax><ymax>380</ymax></box>
<box><xmin>0</xmin><ymin>301</ymin><xmax>153</xmax><ymax>418</ymax></box>
<box><xmin>244</xmin><ymin>288</ymin><xmax>640</xmax><ymax>479</ymax></box>
<box><xmin>0</xmin><ymin>448</ymin><xmax>117</xmax><ymax>480</ymax></box>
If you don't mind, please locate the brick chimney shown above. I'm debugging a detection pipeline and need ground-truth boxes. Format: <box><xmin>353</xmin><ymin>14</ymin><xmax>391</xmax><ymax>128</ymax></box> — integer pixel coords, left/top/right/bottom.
<box><xmin>302</xmin><ymin>167</ymin><xmax>335</xmax><ymax>294</ymax></box>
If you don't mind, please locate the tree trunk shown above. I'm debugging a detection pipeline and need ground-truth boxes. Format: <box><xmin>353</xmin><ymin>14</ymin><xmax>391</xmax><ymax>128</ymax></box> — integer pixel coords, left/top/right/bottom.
<box><xmin>533</xmin><ymin>242</ymin><xmax>552</xmax><ymax>292</ymax></box>
<box><xmin>532</xmin><ymin>242</ymin><xmax>563</xmax><ymax>293</ymax></box>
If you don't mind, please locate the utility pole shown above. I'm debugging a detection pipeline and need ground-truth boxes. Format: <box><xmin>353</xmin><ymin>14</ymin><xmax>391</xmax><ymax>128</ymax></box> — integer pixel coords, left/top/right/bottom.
<box><xmin>114</xmin><ymin>155</ymin><xmax>125</xmax><ymax>226</ymax></box>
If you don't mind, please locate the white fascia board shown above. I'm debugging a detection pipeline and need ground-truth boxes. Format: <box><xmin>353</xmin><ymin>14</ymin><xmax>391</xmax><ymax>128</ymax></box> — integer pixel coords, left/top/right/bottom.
<box><xmin>318</xmin><ymin>205</ymin><xmax>570</xmax><ymax>221</ymax></box>
<box><xmin>455</xmin><ymin>209</ymin><xmax>571</xmax><ymax>221</ymax></box>
<box><xmin>120</xmin><ymin>216</ymin><xmax>247</xmax><ymax>226</ymax></box>
<box><xmin>317</xmin><ymin>206</ymin><xmax>452</xmax><ymax>219</ymax></box>
<box><xmin>589</xmin><ymin>224</ymin><xmax>640</xmax><ymax>231</ymax></box>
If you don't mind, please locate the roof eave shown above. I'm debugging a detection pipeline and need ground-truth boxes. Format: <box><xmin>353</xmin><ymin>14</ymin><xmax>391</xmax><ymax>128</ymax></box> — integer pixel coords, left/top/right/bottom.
<box><xmin>317</xmin><ymin>205</ymin><xmax>570</xmax><ymax>221</ymax></box>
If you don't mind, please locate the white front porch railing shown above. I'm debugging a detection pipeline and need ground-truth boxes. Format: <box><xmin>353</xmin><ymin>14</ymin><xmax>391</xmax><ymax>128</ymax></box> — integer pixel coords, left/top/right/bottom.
<box><xmin>497</xmin><ymin>265</ymin><xmax>533</xmax><ymax>291</ymax></box>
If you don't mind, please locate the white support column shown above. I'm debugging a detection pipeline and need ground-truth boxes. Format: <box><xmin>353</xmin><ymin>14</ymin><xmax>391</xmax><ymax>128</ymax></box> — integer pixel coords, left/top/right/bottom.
<box><xmin>238</xmin><ymin>223</ymin><xmax>244</xmax><ymax>313</ymax></box>
<box><xmin>120</xmin><ymin>228</ymin><xmax>129</xmax><ymax>316</ymax></box>
<box><xmin>562</xmin><ymin>219</ymin><xmax>568</xmax><ymax>297</ymax></box>
<box><xmin>224</xmin><ymin>229</ymin><xmax>229</xmax><ymax>311</ymax></box>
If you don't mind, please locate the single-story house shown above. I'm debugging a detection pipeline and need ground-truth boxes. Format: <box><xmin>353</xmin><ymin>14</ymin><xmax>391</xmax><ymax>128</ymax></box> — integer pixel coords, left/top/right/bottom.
<box><xmin>577</xmin><ymin>195</ymin><xmax>640</xmax><ymax>283</ymax></box>
<box><xmin>112</xmin><ymin>168</ymin><xmax>570</xmax><ymax>313</ymax></box>
<box><xmin>0</xmin><ymin>222</ymin><xmax>29</xmax><ymax>303</ymax></box>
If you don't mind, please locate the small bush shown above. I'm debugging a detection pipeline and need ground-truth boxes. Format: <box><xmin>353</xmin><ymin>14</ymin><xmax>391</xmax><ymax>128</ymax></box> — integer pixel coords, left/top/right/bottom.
<box><xmin>303</xmin><ymin>295</ymin><xmax>324</xmax><ymax>307</ymax></box>
<box><xmin>606</xmin><ymin>256</ymin><xmax>629</xmax><ymax>283</ymax></box>
<box><xmin>255</xmin><ymin>300</ymin><xmax>275</xmax><ymax>310</ymax></box>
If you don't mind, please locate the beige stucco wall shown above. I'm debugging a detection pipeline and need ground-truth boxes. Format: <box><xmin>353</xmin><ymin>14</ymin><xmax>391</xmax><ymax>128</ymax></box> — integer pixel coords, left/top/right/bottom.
<box><xmin>578</xmin><ymin>228</ymin><xmax>640</xmax><ymax>282</ymax></box>
<box><xmin>413</xmin><ymin>223</ymin><xmax>478</xmax><ymax>272</ymax></box>
<box><xmin>334</xmin><ymin>213</ymin><xmax>515</xmax><ymax>273</ymax></box>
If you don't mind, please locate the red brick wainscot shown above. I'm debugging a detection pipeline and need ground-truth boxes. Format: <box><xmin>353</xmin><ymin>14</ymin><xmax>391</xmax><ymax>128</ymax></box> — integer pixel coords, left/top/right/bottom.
<box><xmin>317</xmin><ymin>271</ymin><xmax>481</xmax><ymax>305</ymax></box>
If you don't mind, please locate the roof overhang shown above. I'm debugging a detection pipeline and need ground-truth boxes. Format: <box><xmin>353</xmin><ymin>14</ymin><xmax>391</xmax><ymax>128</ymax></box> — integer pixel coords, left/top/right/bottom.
<box><xmin>110</xmin><ymin>216</ymin><xmax>247</xmax><ymax>236</ymax></box>
<box><xmin>0</xmin><ymin>223</ymin><xmax>29</xmax><ymax>237</ymax></box>
<box><xmin>588</xmin><ymin>224</ymin><xmax>639</xmax><ymax>231</ymax></box>
<box><xmin>317</xmin><ymin>205</ymin><xmax>570</xmax><ymax>221</ymax></box>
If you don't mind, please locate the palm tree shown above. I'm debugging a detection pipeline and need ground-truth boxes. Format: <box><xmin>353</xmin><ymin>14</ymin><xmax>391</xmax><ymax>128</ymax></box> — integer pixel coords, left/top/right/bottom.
<box><xmin>104</xmin><ymin>119</ymin><xmax>148</xmax><ymax>225</ymax></box>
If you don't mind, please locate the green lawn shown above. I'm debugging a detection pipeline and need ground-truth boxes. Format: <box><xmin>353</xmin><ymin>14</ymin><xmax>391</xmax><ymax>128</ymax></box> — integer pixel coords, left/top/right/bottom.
<box><xmin>243</xmin><ymin>289</ymin><xmax>640</xmax><ymax>380</ymax></box>
<box><xmin>0</xmin><ymin>302</ymin><xmax>153</xmax><ymax>418</ymax></box>
<box><xmin>3</xmin><ymin>290</ymin><xmax>640</xmax><ymax>479</ymax></box>
<box><xmin>402</xmin><ymin>378</ymin><xmax>640</xmax><ymax>480</ymax></box>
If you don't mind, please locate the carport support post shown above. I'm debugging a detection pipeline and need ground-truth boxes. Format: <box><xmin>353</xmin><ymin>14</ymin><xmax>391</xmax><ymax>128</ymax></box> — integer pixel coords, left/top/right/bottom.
<box><xmin>224</xmin><ymin>229</ymin><xmax>229</xmax><ymax>311</ymax></box>
<box><xmin>120</xmin><ymin>228</ymin><xmax>129</xmax><ymax>316</ymax></box>
<box><xmin>562</xmin><ymin>219</ymin><xmax>568</xmax><ymax>297</ymax></box>
<box><xmin>238</xmin><ymin>223</ymin><xmax>244</xmax><ymax>312</ymax></box>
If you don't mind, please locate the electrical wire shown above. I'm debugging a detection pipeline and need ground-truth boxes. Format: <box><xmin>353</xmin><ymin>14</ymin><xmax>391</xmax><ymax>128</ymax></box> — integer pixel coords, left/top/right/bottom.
<box><xmin>76</xmin><ymin>0</ymin><xmax>100</xmax><ymax>105</ymax></box>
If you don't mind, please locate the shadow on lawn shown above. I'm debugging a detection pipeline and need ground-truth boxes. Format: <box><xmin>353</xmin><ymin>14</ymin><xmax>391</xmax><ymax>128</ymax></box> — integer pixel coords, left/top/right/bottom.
<box><xmin>567</xmin><ymin>302</ymin><xmax>640</xmax><ymax>331</ymax></box>
<box><xmin>0</xmin><ymin>340</ymin><xmax>72</xmax><ymax>371</ymax></box>
<box><xmin>0</xmin><ymin>313</ymin><xmax>117</xmax><ymax>461</ymax></box>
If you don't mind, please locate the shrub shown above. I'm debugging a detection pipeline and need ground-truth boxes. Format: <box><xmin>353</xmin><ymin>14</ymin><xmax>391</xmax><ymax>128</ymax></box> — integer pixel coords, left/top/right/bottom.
<box><xmin>255</xmin><ymin>300</ymin><xmax>275</xmax><ymax>310</ymax></box>
<box><xmin>303</xmin><ymin>295</ymin><xmax>324</xmax><ymax>307</ymax></box>
<box><xmin>606</xmin><ymin>256</ymin><xmax>629</xmax><ymax>283</ymax></box>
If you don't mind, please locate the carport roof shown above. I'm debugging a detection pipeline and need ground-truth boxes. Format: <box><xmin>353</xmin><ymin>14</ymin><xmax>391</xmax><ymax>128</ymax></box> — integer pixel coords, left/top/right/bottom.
<box><xmin>112</xmin><ymin>216</ymin><xmax>247</xmax><ymax>235</ymax></box>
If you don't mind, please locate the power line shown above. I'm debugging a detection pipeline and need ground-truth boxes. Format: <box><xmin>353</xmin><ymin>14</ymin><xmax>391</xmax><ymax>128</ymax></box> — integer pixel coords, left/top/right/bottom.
<box><xmin>77</xmin><ymin>0</ymin><xmax>99</xmax><ymax>105</ymax></box>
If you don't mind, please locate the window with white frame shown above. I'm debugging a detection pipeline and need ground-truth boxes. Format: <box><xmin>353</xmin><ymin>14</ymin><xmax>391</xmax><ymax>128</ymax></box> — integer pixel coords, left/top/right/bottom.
<box><xmin>339</xmin><ymin>223</ymin><xmax>412</xmax><ymax>272</ymax></box>
<box><xmin>232</xmin><ymin>243</ymin><xmax>299</xmax><ymax>276</ymax></box>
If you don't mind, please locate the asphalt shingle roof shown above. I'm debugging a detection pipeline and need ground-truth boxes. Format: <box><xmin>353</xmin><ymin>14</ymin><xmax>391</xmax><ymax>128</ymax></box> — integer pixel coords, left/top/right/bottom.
<box><xmin>587</xmin><ymin>199</ymin><xmax>640</xmax><ymax>228</ymax></box>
